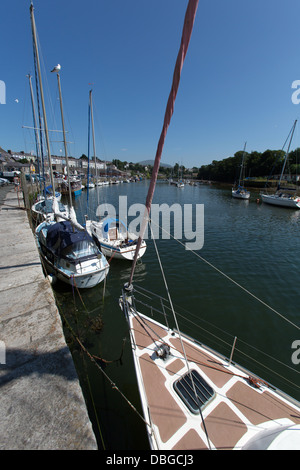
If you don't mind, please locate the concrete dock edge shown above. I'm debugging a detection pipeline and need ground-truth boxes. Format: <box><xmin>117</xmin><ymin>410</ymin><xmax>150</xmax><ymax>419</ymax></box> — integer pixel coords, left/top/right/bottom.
<box><xmin>0</xmin><ymin>188</ymin><xmax>98</xmax><ymax>450</ymax></box>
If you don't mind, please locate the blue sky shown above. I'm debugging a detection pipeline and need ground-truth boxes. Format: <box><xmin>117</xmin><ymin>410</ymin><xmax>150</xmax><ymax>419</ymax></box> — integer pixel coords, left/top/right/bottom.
<box><xmin>1</xmin><ymin>0</ymin><xmax>300</xmax><ymax>168</ymax></box>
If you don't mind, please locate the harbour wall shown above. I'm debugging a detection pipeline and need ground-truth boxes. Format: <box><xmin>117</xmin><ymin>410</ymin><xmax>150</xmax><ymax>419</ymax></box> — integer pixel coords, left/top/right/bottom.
<box><xmin>0</xmin><ymin>185</ymin><xmax>97</xmax><ymax>450</ymax></box>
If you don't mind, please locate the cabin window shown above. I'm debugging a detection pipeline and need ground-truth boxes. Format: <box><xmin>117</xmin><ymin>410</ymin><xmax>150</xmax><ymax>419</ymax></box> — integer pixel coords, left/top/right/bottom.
<box><xmin>173</xmin><ymin>370</ymin><xmax>214</xmax><ymax>414</ymax></box>
<box><xmin>62</xmin><ymin>241</ymin><xmax>99</xmax><ymax>260</ymax></box>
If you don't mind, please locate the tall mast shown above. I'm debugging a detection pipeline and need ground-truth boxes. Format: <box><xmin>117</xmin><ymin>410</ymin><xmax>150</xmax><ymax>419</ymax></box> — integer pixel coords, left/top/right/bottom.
<box><xmin>238</xmin><ymin>141</ymin><xmax>247</xmax><ymax>186</ymax></box>
<box><xmin>53</xmin><ymin>68</ymin><xmax>73</xmax><ymax>210</ymax></box>
<box><xmin>89</xmin><ymin>90</ymin><xmax>99</xmax><ymax>206</ymax></box>
<box><xmin>27</xmin><ymin>73</ymin><xmax>41</xmax><ymax>193</ymax></box>
<box><xmin>29</xmin><ymin>3</ymin><xmax>56</xmax><ymax>198</ymax></box>
<box><xmin>87</xmin><ymin>98</ymin><xmax>91</xmax><ymax>216</ymax></box>
<box><xmin>128</xmin><ymin>0</ymin><xmax>199</xmax><ymax>286</ymax></box>
<box><xmin>278</xmin><ymin>119</ymin><xmax>297</xmax><ymax>188</ymax></box>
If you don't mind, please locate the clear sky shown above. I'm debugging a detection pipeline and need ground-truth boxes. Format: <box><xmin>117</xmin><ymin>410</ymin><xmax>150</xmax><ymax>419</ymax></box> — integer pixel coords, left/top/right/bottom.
<box><xmin>1</xmin><ymin>0</ymin><xmax>300</xmax><ymax>169</ymax></box>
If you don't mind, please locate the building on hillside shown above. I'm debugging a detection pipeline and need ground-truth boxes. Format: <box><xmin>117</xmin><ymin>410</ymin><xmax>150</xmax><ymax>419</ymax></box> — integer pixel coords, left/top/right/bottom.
<box><xmin>0</xmin><ymin>146</ymin><xmax>129</xmax><ymax>179</ymax></box>
<box><xmin>0</xmin><ymin>147</ymin><xmax>34</xmax><ymax>175</ymax></box>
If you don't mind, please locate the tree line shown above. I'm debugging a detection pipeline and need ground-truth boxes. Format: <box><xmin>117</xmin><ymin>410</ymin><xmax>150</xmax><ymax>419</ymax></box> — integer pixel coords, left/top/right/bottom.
<box><xmin>197</xmin><ymin>148</ymin><xmax>300</xmax><ymax>183</ymax></box>
<box><xmin>80</xmin><ymin>148</ymin><xmax>300</xmax><ymax>183</ymax></box>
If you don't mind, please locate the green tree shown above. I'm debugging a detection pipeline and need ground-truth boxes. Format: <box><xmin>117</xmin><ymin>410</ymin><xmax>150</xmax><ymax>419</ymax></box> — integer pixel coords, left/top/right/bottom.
<box><xmin>197</xmin><ymin>148</ymin><xmax>290</xmax><ymax>182</ymax></box>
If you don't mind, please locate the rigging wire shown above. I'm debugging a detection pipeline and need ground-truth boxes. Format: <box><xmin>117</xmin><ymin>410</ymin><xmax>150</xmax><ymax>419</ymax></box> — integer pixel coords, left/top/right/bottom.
<box><xmin>149</xmin><ymin>220</ymin><xmax>212</xmax><ymax>450</ymax></box>
<box><xmin>31</xmin><ymin>20</ymin><xmax>46</xmax><ymax>198</ymax></box>
<box><xmin>149</xmin><ymin>217</ymin><xmax>300</xmax><ymax>332</ymax></box>
<box><xmin>133</xmin><ymin>283</ymin><xmax>300</xmax><ymax>390</ymax></box>
<box><xmin>129</xmin><ymin>0</ymin><xmax>200</xmax><ymax>285</ymax></box>
<box><xmin>265</xmin><ymin>120</ymin><xmax>297</xmax><ymax>188</ymax></box>
<box><xmin>35</xmin><ymin>29</ymin><xmax>60</xmax><ymax>156</ymax></box>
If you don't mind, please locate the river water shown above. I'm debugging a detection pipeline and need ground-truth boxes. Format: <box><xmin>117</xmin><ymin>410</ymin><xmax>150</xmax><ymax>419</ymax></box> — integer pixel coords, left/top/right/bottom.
<box><xmin>52</xmin><ymin>180</ymin><xmax>300</xmax><ymax>450</ymax></box>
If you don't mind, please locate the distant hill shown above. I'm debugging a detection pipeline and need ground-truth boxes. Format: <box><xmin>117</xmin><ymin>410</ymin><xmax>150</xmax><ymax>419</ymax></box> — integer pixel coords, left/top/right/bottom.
<box><xmin>138</xmin><ymin>159</ymin><xmax>172</xmax><ymax>168</ymax></box>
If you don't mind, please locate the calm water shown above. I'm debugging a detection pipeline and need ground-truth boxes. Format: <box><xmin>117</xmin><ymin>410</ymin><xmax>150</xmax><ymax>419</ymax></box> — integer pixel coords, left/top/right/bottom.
<box><xmin>52</xmin><ymin>181</ymin><xmax>300</xmax><ymax>450</ymax></box>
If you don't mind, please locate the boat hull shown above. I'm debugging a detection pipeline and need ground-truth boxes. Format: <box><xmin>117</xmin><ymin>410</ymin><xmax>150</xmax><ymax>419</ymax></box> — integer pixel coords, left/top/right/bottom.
<box><xmin>39</xmin><ymin>251</ymin><xmax>109</xmax><ymax>288</ymax></box>
<box><xmin>87</xmin><ymin>219</ymin><xmax>147</xmax><ymax>261</ymax></box>
<box><xmin>31</xmin><ymin>197</ymin><xmax>69</xmax><ymax>222</ymax></box>
<box><xmin>100</xmin><ymin>241</ymin><xmax>147</xmax><ymax>260</ymax></box>
<box><xmin>36</xmin><ymin>221</ymin><xmax>109</xmax><ymax>289</ymax></box>
<box><xmin>261</xmin><ymin>193</ymin><xmax>300</xmax><ymax>209</ymax></box>
<box><xmin>232</xmin><ymin>189</ymin><xmax>250</xmax><ymax>200</ymax></box>
<box><xmin>73</xmin><ymin>188</ymin><xmax>82</xmax><ymax>197</ymax></box>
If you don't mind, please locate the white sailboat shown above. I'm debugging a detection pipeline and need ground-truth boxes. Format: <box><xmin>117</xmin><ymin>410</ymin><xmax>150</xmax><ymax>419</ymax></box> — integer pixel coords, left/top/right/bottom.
<box><xmin>36</xmin><ymin>219</ymin><xmax>109</xmax><ymax>289</ymax></box>
<box><xmin>29</xmin><ymin>5</ymin><xmax>68</xmax><ymax>226</ymax></box>
<box><xmin>85</xmin><ymin>90</ymin><xmax>147</xmax><ymax>261</ymax></box>
<box><xmin>261</xmin><ymin>120</ymin><xmax>300</xmax><ymax>209</ymax></box>
<box><xmin>177</xmin><ymin>164</ymin><xmax>185</xmax><ymax>187</ymax></box>
<box><xmin>261</xmin><ymin>192</ymin><xmax>300</xmax><ymax>208</ymax></box>
<box><xmin>30</xmin><ymin>4</ymin><xmax>109</xmax><ymax>289</ymax></box>
<box><xmin>31</xmin><ymin>197</ymin><xmax>69</xmax><ymax>223</ymax></box>
<box><xmin>119</xmin><ymin>0</ymin><xmax>300</xmax><ymax>451</ymax></box>
<box><xmin>120</xmin><ymin>286</ymin><xmax>300</xmax><ymax>450</ymax></box>
<box><xmin>232</xmin><ymin>142</ymin><xmax>250</xmax><ymax>200</ymax></box>
<box><xmin>87</xmin><ymin>217</ymin><xmax>147</xmax><ymax>261</ymax></box>
<box><xmin>26</xmin><ymin>73</ymin><xmax>68</xmax><ymax>223</ymax></box>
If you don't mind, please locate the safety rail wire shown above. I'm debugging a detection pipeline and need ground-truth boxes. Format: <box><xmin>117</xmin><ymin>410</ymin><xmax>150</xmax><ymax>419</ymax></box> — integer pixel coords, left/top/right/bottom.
<box><xmin>131</xmin><ymin>285</ymin><xmax>300</xmax><ymax>396</ymax></box>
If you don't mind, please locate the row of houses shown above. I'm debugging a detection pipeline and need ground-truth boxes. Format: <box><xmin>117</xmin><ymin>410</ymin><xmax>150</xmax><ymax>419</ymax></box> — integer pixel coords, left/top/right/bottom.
<box><xmin>0</xmin><ymin>147</ymin><xmax>128</xmax><ymax>178</ymax></box>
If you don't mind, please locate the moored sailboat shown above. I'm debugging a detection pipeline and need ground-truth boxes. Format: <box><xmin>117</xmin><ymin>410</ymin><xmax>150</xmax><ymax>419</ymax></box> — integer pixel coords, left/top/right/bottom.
<box><xmin>31</xmin><ymin>197</ymin><xmax>69</xmax><ymax>223</ymax></box>
<box><xmin>60</xmin><ymin>175</ymin><xmax>82</xmax><ymax>197</ymax></box>
<box><xmin>36</xmin><ymin>220</ymin><xmax>109</xmax><ymax>288</ymax></box>
<box><xmin>232</xmin><ymin>142</ymin><xmax>250</xmax><ymax>200</ymax></box>
<box><xmin>85</xmin><ymin>90</ymin><xmax>147</xmax><ymax>261</ymax></box>
<box><xmin>26</xmin><ymin>70</ymin><xmax>67</xmax><ymax>222</ymax></box>
<box><xmin>29</xmin><ymin>3</ymin><xmax>69</xmax><ymax>224</ymax></box>
<box><xmin>30</xmin><ymin>4</ymin><xmax>109</xmax><ymax>289</ymax></box>
<box><xmin>261</xmin><ymin>120</ymin><xmax>300</xmax><ymax>209</ymax></box>
<box><xmin>120</xmin><ymin>286</ymin><xmax>300</xmax><ymax>450</ymax></box>
<box><xmin>87</xmin><ymin>217</ymin><xmax>147</xmax><ymax>261</ymax></box>
<box><xmin>119</xmin><ymin>0</ymin><xmax>300</xmax><ymax>451</ymax></box>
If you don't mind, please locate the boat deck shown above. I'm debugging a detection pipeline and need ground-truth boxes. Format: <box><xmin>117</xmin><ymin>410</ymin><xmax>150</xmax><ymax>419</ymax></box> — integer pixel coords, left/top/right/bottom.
<box><xmin>128</xmin><ymin>311</ymin><xmax>300</xmax><ymax>450</ymax></box>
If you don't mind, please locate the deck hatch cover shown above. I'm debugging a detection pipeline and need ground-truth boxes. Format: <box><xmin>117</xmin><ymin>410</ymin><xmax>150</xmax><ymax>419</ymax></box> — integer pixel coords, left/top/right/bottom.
<box><xmin>173</xmin><ymin>369</ymin><xmax>214</xmax><ymax>414</ymax></box>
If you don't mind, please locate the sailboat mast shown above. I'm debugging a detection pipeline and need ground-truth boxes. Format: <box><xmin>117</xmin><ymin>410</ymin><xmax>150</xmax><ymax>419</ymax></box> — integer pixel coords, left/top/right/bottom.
<box><xmin>89</xmin><ymin>90</ymin><xmax>99</xmax><ymax>206</ymax></box>
<box><xmin>29</xmin><ymin>3</ymin><xmax>56</xmax><ymax>198</ymax></box>
<box><xmin>27</xmin><ymin>73</ymin><xmax>41</xmax><ymax>193</ymax></box>
<box><xmin>86</xmin><ymin>99</ymin><xmax>91</xmax><ymax>215</ymax></box>
<box><xmin>278</xmin><ymin>119</ymin><xmax>297</xmax><ymax>188</ymax></box>
<box><xmin>31</xmin><ymin>43</ymin><xmax>46</xmax><ymax>199</ymax></box>
<box><xmin>55</xmin><ymin>71</ymin><xmax>73</xmax><ymax>209</ymax></box>
<box><xmin>238</xmin><ymin>142</ymin><xmax>247</xmax><ymax>186</ymax></box>
<box><xmin>128</xmin><ymin>0</ymin><xmax>199</xmax><ymax>286</ymax></box>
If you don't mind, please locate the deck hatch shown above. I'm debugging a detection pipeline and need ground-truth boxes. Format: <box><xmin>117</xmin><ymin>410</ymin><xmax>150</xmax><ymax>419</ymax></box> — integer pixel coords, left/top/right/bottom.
<box><xmin>173</xmin><ymin>369</ymin><xmax>214</xmax><ymax>414</ymax></box>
